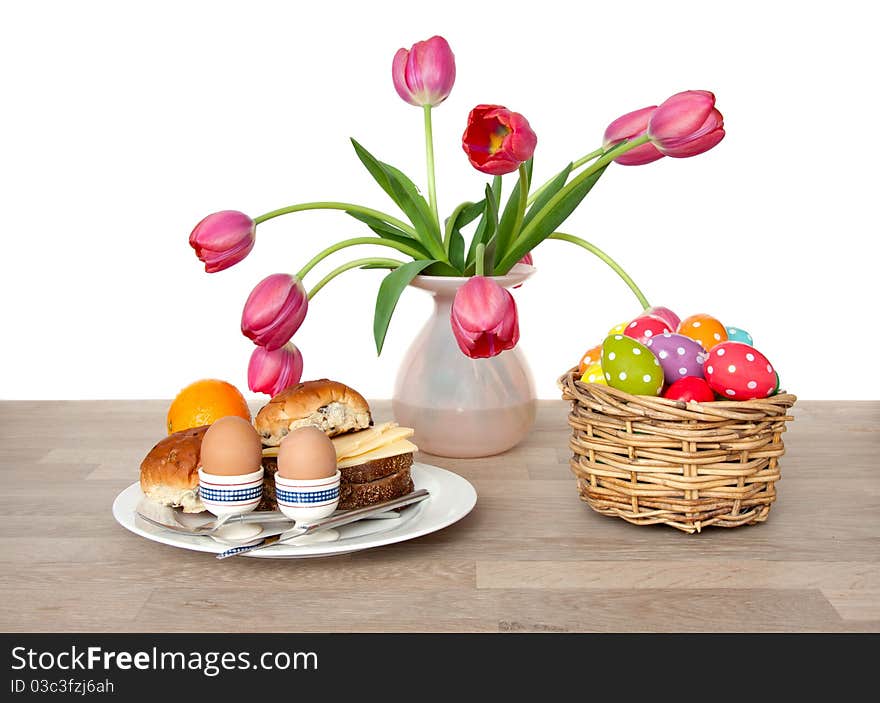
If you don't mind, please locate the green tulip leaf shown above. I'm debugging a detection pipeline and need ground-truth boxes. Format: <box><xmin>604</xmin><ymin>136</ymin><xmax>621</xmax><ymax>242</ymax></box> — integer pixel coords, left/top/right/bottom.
<box><xmin>465</xmin><ymin>185</ymin><xmax>500</xmax><ymax>272</ymax></box>
<box><xmin>496</xmin><ymin>164</ymin><xmax>609</xmax><ymax>273</ymax></box>
<box><xmin>522</xmin><ymin>162</ymin><xmax>572</xmax><ymax>229</ymax></box>
<box><xmin>345</xmin><ymin>210</ymin><xmax>432</xmax><ymax>257</ymax></box>
<box><xmin>444</xmin><ymin>200</ymin><xmax>483</xmax><ymax>273</ymax></box>
<box><xmin>350</xmin><ymin>139</ymin><xmax>443</xmax><ymax>257</ymax></box>
<box><xmin>373</xmin><ymin>259</ymin><xmax>438</xmax><ymax>355</ymax></box>
<box><xmin>496</xmin><ymin>158</ymin><xmax>533</xmax><ymax>265</ymax></box>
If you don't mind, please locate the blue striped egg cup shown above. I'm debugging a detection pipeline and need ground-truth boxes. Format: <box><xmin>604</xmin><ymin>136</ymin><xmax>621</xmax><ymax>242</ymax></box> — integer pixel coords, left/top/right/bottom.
<box><xmin>198</xmin><ymin>467</ymin><xmax>264</xmax><ymax>518</ymax></box>
<box><xmin>275</xmin><ymin>470</ymin><xmax>340</xmax><ymax>522</ymax></box>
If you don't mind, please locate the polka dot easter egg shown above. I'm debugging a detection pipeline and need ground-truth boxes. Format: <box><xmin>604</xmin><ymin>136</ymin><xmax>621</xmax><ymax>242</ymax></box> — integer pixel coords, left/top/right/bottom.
<box><xmin>607</xmin><ymin>320</ymin><xmax>630</xmax><ymax>336</ymax></box>
<box><xmin>601</xmin><ymin>335</ymin><xmax>664</xmax><ymax>396</ymax></box>
<box><xmin>580</xmin><ymin>361</ymin><xmax>607</xmax><ymax>385</ymax></box>
<box><xmin>726</xmin><ymin>326</ymin><xmax>753</xmax><ymax>345</ymax></box>
<box><xmin>624</xmin><ymin>315</ymin><xmax>672</xmax><ymax>344</ymax></box>
<box><xmin>678</xmin><ymin>313</ymin><xmax>728</xmax><ymax>350</ymax></box>
<box><xmin>578</xmin><ymin>344</ymin><xmax>602</xmax><ymax>374</ymax></box>
<box><xmin>704</xmin><ymin>341</ymin><xmax>776</xmax><ymax>400</ymax></box>
<box><xmin>644</xmin><ymin>305</ymin><xmax>681</xmax><ymax>331</ymax></box>
<box><xmin>644</xmin><ymin>332</ymin><xmax>708</xmax><ymax>385</ymax></box>
<box><xmin>663</xmin><ymin>376</ymin><xmax>715</xmax><ymax>403</ymax></box>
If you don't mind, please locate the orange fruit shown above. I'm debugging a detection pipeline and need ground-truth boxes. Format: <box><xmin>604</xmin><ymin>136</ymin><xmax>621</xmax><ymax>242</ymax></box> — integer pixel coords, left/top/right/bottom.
<box><xmin>166</xmin><ymin>379</ymin><xmax>251</xmax><ymax>434</ymax></box>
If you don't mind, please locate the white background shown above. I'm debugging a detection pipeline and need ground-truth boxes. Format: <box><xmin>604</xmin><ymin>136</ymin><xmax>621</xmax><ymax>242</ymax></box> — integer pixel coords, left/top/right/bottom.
<box><xmin>2</xmin><ymin>0</ymin><xmax>878</xmax><ymax>400</ymax></box>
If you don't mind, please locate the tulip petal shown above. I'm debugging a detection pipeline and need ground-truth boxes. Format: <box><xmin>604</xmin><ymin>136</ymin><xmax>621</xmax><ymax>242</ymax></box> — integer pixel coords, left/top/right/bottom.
<box><xmin>648</xmin><ymin>90</ymin><xmax>716</xmax><ymax>142</ymax></box>
<box><xmin>392</xmin><ymin>48</ymin><xmax>418</xmax><ymax>105</ymax></box>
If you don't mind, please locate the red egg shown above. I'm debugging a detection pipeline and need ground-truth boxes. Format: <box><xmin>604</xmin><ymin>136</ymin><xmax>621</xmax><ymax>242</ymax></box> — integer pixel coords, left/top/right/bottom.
<box><xmin>624</xmin><ymin>315</ymin><xmax>671</xmax><ymax>344</ymax></box>
<box><xmin>704</xmin><ymin>342</ymin><xmax>776</xmax><ymax>400</ymax></box>
<box><xmin>663</xmin><ymin>376</ymin><xmax>715</xmax><ymax>403</ymax></box>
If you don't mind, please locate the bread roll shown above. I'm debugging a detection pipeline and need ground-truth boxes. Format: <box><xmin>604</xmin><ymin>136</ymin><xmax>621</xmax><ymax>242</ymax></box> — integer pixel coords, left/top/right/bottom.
<box><xmin>255</xmin><ymin>379</ymin><xmax>371</xmax><ymax>445</ymax></box>
<box><xmin>139</xmin><ymin>425</ymin><xmax>208</xmax><ymax>513</ymax></box>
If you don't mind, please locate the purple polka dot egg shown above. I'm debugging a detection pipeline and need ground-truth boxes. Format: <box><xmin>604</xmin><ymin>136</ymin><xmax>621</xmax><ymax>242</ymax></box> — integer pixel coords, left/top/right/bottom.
<box><xmin>644</xmin><ymin>332</ymin><xmax>708</xmax><ymax>385</ymax></box>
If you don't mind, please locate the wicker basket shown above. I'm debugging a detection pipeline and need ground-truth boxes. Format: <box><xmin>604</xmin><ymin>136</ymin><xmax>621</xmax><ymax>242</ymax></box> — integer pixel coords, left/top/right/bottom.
<box><xmin>558</xmin><ymin>369</ymin><xmax>796</xmax><ymax>533</ymax></box>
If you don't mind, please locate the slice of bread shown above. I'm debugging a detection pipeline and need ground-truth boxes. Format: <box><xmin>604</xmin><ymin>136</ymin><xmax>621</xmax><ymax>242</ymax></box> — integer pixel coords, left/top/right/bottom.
<box><xmin>258</xmin><ymin>453</ymin><xmax>414</xmax><ymax>512</ymax></box>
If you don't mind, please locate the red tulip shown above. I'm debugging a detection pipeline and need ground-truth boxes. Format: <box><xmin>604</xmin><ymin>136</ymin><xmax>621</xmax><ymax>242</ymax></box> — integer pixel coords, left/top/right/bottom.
<box><xmin>392</xmin><ymin>36</ymin><xmax>456</xmax><ymax>107</ymax></box>
<box><xmin>189</xmin><ymin>210</ymin><xmax>255</xmax><ymax>273</ymax></box>
<box><xmin>648</xmin><ymin>90</ymin><xmax>725</xmax><ymax>158</ymax></box>
<box><xmin>248</xmin><ymin>343</ymin><xmax>303</xmax><ymax>397</ymax></box>
<box><xmin>450</xmin><ymin>276</ymin><xmax>520</xmax><ymax>358</ymax></box>
<box><xmin>241</xmin><ymin>274</ymin><xmax>308</xmax><ymax>350</ymax></box>
<box><xmin>603</xmin><ymin>106</ymin><xmax>664</xmax><ymax>166</ymax></box>
<box><xmin>462</xmin><ymin>105</ymin><xmax>537</xmax><ymax>175</ymax></box>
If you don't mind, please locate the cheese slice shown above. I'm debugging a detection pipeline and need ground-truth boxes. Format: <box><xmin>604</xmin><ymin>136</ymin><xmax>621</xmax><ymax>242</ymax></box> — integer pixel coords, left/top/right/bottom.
<box><xmin>332</xmin><ymin>423</ymin><xmax>414</xmax><ymax>461</ymax></box>
<box><xmin>336</xmin><ymin>438</ymin><xmax>418</xmax><ymax>469</ymax></box>
<box><xmin>261</xmin><ymin>422</ymin><xmax>416</xmax><ymax>462</ymax></box>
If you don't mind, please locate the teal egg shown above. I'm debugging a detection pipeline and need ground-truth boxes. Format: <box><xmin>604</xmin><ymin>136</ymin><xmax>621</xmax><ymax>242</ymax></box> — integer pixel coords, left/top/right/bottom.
<box><xmin>726</xmin><ymin>326</ymin><xmax>753</xmax><ymax>345</ymax></box>
<box><xmin>601</xmin><ymin>334</ymin><xmax>664</xmax><ymax>396</ymax></box>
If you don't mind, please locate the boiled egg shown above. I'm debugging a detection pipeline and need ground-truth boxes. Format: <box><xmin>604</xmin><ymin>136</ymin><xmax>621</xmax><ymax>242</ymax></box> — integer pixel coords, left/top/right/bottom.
<box><xmin>277</xmin><ymin>426</ymin><xmax>337</xmax><ymax>480</ymax></box>
<box><xmin>199</xmin><ymin>416</ymin><xmax>262</xmax><ymax>476</ymax></box>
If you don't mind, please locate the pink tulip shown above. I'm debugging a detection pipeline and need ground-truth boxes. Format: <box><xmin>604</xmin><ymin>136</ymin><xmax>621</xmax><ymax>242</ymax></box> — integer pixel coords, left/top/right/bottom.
<box><xmin>648</xmin><ymin>90</ymin><xmax>725</xmax><ymax>158</ymax></box>
<box><xmin>241</xmin><ymin>273</ymin><xmax>308</xmax><ymax>350</ymax></box>
<box><xmin>603</xmin><ymin>106</ymin><xmax>664</xmax><ymax>166</ymax></box>
<box><xmin>450</xmin><ymin>276</ymin><xmax>520</xmax><ymax>358</ymax></box>
<box><xmin>519</xmin><ymin>252</ymin><xmax>534</xmax><ymax>266</ymax></box>
<box><xmin>189</xmin><ymin>210</ymin><xmax>255</xmax><ymax>273</ymax></box>
<box><xmin>248</xmin><ymin>343</ymin><xmax>303</xmax><ymax>397</ymax></box>
<box><xmin>392</xmin><ymin>36</ymin><xmax>456</xmax><ymax>107</ymax></box>
<box><xmin>462</xmin><ymin>104</ymin><xmax>537</xmax><ymax>175</ymax></box>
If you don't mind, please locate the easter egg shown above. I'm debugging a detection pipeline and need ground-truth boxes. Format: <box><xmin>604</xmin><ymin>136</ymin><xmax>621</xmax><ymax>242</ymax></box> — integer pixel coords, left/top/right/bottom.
<box><xmin>624</xmin><ymin>315</ymin><xmax>672</xmax><ymax>343</ymax></box>
<box><xmin>601</xmin><ymin>335</ymin><xmax>664</xmax><ymax>396</ymax></box>
<box><xmin>578</xmin><ymin>344</ymin><xmax>602</xmax><ymax>374</ymax></box>
<box><xmin>580</xmin><ymin>361</ymin><xmax>607</xmax><ymax>385</ymax></box>
<box><xmin>608</xmin><ymin>320</ymin><xmax>630</xmax><ymax>336</ymax></box>
<box><xmin>644</xmin><ymin>332</ymin><xmax>708</xmax><ymax>385</ymax></box>
<box><xmin>726</xmin><ymin>326</ymin><xmax>753</xmax><ymax>345</ymax></box>
<box><xmin>678</xmin><ymin>313</ymin><xmax>728</xmax><ymax>350</ymax></box>
<box><xmin>645</xmin><ymin>305</ymin><xmax>681</xmax><ymax>331</ymax></box>
<box><xmin>663</xmin><ymin>376</ymin><xmax>715</xmax><ymax>403</ymax></box>
<box><xmin>704</xmin><ymin>341</ymin><xmax>776</xmax><ymax>400</ymax></box>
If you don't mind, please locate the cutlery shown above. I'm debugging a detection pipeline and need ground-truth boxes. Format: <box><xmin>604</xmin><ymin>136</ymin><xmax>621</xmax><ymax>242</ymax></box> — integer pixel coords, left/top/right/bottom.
<box><xmin>216</xmin><ymin>489</ymin><xmax>430</xmax><ymax>559</ymax></box>
<box><xmin>135</xmin><ymin>503</ymin><xmax>292</xmax><ymax>537</ymax></box>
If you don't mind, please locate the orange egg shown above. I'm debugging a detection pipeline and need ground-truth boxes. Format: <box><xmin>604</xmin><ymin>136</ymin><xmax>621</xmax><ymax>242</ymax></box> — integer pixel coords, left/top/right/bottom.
<box><xmin>199</xmin><ymin>416</ymin><xmax>262</xmax><ymax>476</ymax></box>
<box><xmin>578</xmin><ymin>344</ymin><xmax>602</xmax><ymax>374</ymax></box>
<box><xmin>277</xmin><ymin>426</ymin><xmax>337</xmax><ymax>480</ymax></box>
<box><xmin>677</xmin><ymin>313</ymin><xmax>728</xmax><ymax>351</ymax></box>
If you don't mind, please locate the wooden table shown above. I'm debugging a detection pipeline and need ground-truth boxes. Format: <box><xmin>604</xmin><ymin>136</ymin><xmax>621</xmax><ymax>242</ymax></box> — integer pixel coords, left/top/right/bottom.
<box><xmin>1</xmin><ymin>400</ymin><xmax>878</xmax><ymax>632</ymax></box>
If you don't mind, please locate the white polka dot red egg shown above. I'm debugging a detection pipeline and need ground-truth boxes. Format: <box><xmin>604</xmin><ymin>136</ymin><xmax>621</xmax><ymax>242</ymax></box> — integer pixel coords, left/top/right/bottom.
<box><xmin>576</xmin><ymin>306</ymin><xmax>780</xmax><ymax>402</ymax></box>
<box><xmin>704</xmin><ymin>341</ymin><xmax>776</xmax><ymax>400</ymax></box>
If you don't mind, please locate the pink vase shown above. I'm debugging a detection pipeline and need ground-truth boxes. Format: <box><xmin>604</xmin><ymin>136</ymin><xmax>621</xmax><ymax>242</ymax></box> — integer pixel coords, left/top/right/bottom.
<box><xmin>392</xmin><ymin>264</ymin><xmax>537</xmax><ymax>458</ymax></box>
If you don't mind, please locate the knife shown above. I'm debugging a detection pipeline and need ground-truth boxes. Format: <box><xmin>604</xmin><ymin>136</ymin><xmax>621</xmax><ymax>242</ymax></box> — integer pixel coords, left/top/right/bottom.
<box><xmin>216</xmin><ymin>488</ymin><xmax>430</xmax><ymax>559</ymax></box>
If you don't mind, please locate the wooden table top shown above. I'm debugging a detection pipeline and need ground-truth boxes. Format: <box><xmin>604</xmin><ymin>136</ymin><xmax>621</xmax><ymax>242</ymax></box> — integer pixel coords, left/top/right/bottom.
<box><xmin>1</xmin><ymin>399</ymin><xmax>878</xmax><ymax>633</ymax></box>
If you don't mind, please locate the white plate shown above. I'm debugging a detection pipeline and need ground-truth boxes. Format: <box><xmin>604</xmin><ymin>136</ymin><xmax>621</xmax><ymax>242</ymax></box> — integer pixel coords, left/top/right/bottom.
<box><xmin>112</xmin><ymin>463</ymin><xmax>476</xmax><ymax>559</ymax></box>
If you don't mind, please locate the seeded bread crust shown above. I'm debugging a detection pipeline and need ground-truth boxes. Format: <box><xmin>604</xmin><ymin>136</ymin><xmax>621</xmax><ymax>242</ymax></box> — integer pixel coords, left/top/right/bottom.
<box><xmin>254</xmin><ymin>379</ymin><xmax>372</xmax><ymax>445</ymax></box>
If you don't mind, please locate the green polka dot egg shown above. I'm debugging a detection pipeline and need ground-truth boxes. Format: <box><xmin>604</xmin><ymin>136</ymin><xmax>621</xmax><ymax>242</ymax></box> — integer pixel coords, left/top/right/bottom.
<box><xmin>601</xmin><ymin>334</ymin><xmax>664</xmax><ymax>396</ymax></box>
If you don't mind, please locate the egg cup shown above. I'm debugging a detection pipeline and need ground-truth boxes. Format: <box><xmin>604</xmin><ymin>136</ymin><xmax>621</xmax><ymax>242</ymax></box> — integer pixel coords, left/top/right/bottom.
<box><xmin>275</xmin><ymin>470</ymin><xmax>340</xmax><ymax>523</ymax></box>
<box><xmin>198</xmin><ymin>467</ymin><xmax>264</xmax><ymax>520</ymax></box>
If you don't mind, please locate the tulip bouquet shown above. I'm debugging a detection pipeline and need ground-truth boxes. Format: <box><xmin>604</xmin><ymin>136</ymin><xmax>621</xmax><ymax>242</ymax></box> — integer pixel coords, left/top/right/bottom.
<box><xmin>189</xmin><ymin>36</ymin><xmax>724</xmax><ymax>396</ymax></box>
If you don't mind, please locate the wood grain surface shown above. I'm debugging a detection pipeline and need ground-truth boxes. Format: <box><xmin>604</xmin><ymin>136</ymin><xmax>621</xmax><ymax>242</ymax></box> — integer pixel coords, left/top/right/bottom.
<box><xmin>0</xmin><ymin>399</ymin><xmax>878</xmax><ymax>632</ymax></box>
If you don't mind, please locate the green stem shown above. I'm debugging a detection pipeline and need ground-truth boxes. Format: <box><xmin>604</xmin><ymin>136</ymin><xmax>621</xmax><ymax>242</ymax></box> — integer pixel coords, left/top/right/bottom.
<box><xmin>526</xmin><ymin>147</ymin><xmax>604</xmax><ymax>207</ymax></box>
<box><xmin>423</xmin><ymin>105</ymin><xmax>440</xmax><ymax>228</ymax></box>
<box><xmin>497</xmin><ymin>135</ymin><xmax>651</xmax><ymax>273</ymax></box>
<box><xmin>475</xmin><ymin>242</ymin><xmax>486</xmax><ymax>276</ymax></box>
<box><xmin>511</xmin><ymin>163</ymin><xmax>529</xmax><ymax>242</ymax></box>
<box><xmin>306</xmin><ymin>257</ymin><xmax>403</xmax><ymax>299</ymax></box>
<box><xmin>548</xmin><ymin>232</ymin><xmax>650</xmax><ymax>309</ymax></box>
<box><xmin>295</xmin><ymin>237</ymin><xmax>423</xmax><ymax>280</ymax></box>
<box><xmin>253</xmin><ymin>201</ymin><xmax>416</xmax><ymax>236</ymax></box>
